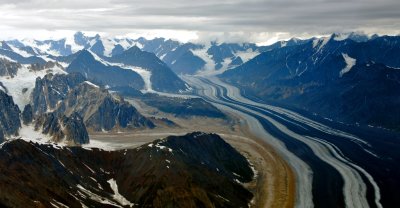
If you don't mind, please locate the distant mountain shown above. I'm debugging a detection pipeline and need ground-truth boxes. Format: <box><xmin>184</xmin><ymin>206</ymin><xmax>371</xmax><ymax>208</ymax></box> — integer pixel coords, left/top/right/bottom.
<box><xmin>0</xmin><ymin>132</ymin><xmax>254</xmax><ymax>207</ymax></box>
<box><xmin>108</xmin><ymin>46</ymin><xmax>189</xmax><ymax>92</ymax></box>
<box><xmin>2</xmin><ymin>32</ymin><xmax>266</xmax><ymax>75</ymax></box>
<box><xmin>66</xmin><ymin>50</ymin><xmax>145</xmax><ymax>90</ymax></box>
<box><xmin>137</xmin><ymin>38</ymin><xmax>263</xmax><ymax>75</ymax></box>
<box><xmin>0</xmin><ymin>42</ymin><xmax>46</xmax><ymax>65</ymax></box>
<box><xmin>220</xmin><ymin>34</ymin><xmax>400</xmax><ymax>130</ymax></box>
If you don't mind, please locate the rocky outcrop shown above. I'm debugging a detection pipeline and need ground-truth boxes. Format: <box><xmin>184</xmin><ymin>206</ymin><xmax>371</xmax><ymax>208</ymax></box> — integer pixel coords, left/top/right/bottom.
<box><xmin>0</xmin><ymin>132</ymin><xmax>254</xmax><ymax>207</ymax></box>
<box><xmin>0</xmin><ymin>129</ymin><xmax>3</xmax><ymax>143</ymax></box>
<box><xmin>60</xmin><ymin>113</ymin><xmax>89</xmax><ymax>144</ymax></box>
<box><xmin>30</xmin><ymin>73</ymin><xmax>86</xmax><ymax>115</ymax></box>
<box><xmin>30</xmin><ymin>73</ymin><xmax>155</xmax><ymax>132</ymax></box>
<box><xmin>0</xmin><ymin>91</ymin><xmax>21</xmax><ymax>139</ymax></box>
<box><xmin>21</xmin><ymin>104</ymin><xmax>33</xmax><ymax>125</ymax></box>
<box><xmin>0</xmin><ymin>58</ymin><xmax>20</xmax><ymax>78</ymax></box>
<box><xmin>34</xmin><ymin>112</ymin><xmax>89</xmax><ymax>145</ymax></box>
<box><xmin>59</xmin><ymin>82</ymin><xmax>155</xmax><ymax>131</ymax></box>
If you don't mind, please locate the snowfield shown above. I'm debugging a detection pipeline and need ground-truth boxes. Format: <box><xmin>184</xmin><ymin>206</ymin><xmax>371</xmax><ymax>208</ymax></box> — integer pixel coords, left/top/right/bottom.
<box><xmin>0</xmin><ymin>64</ymin><xmax>66</xmax><ymax>110</ymax></box>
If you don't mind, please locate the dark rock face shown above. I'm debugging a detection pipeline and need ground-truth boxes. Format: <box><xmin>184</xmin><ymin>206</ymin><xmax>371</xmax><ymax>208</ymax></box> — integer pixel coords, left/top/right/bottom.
<box><xmin>90</xmin><ymin>40</ymin><xmax>105</xmax><ymax>55</ymax></box>
<box><xmin>299</xmin><ymin>63</ymin><xmax>400</xmax><ymax>130</ymax></box>
<box><xmin>74</xmin><ymin>31</ymin><xmax>95</xmax><ymax>48</ymax></box>
<box><xmin>0</xmin><ymin>90</ymin><xmax>21</xmax><ymax>138</ymax></box>
<box><xmin>22</xmin><ymin>104</ymin><xmax>33</xmax><ymax>125</ymax></box>
<box><xmin>154</xmin><ymin>132</ymin><xmax>254</xmax><ymax>183</ymax></box>
<box><xmin>0</xmin><ymin>129</ymin><xmax>3</xmax><ymax>143</ymax></box>
<box><xmin>220</xmin><ymin>35</ymin><xmax>400</xmax><ymax>130</ymax></box>
<box><xmin>0</xmin><ymin>132</ymin><xmax>254</xmax><ymax>207</ymax></box>
<box><xmin>31</xmin><ymin>73</ymin><xmax>86</xmax><ymax>115</ymax></box>
<box><xmin>61</xmin><ymin>113</ymin><xmax>90</xmax><ymax>144</ymax></box>
<box><xmin>0</xmin><ymin>41</ymin><xmax>13</xmax><ymax>51</ymax></box>
<box><xmin>229</xmin><ymin>56</ymin><xmax>243</xmax><ymax>68</ymax></box>
<box><xmin>111</xmin><ymin>44</ymin><xmax>125</xmax><ymax>56</ymax></box>
<box><xmin>0</xmin><ymin>82</ymin><xmax>7</xmax><ymax>93</ymax></box>
<box><xmin>34</xmin><ymin>112</ymin><xmax>64</xmax><ymax>141</ymax></box>
<box><xmin>109</xmin><ymin>46</ymin><xmax>188</xmax><ymax>93</ymax></box>
<box><xmin>60</xmin><ymin>82</ymin><xmax>155</xmax><ymax>131</ymax></box>
<box><xmin>0</xmin><ymin>58</ymin><xmax>21</xmax><ymax>77</ymax></box>
<box><xmin>34</xmin><ymin>112</ymin><xmax>89</xmax><ymax>144</ymax></box>
<box><xmin>66</xmin><ymin>50</ymin><xmax>145</xmax><ymax>90</ymax></box>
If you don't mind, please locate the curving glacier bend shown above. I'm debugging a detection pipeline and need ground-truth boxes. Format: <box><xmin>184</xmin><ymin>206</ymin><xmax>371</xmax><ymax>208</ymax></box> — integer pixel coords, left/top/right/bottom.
<box><xmin>182</xmin><ymin>74</ymin><xmax>384</xmax><ymax>208</ymax></box>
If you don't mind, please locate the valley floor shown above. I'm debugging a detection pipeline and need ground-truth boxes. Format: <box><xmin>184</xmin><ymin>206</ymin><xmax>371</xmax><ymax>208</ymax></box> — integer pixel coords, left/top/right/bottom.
<box><xmin>88</xmin><ymin>99</ymin><xmax>296</xmax><ymax>208</ymax></box>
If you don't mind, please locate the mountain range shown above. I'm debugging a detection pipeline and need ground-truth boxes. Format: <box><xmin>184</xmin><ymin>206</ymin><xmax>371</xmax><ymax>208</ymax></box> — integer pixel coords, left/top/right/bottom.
<box><xmin>1</xmin><ymin>30</ymin><xmax>400</xmax><ymax>207</ymax></box>
<box><xmin>220</xmin><ymin>33</ymin><xmax>400</xmax><ymax>130</ymax></box>
<box><xmin>2</xmin><ymin>31</ymin><xmax>400</xmax><ymax>130</ymax></box>
<box><xmin>0</xmin><ymin>132</ymin><xmax>254</xmax><ymax>207</ymax></box>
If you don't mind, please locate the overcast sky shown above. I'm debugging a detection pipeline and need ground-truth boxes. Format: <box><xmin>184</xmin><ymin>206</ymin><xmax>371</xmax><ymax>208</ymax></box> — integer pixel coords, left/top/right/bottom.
<box><xmin>0</xmin><ymin>0</ymin><xmax>399</xmax><ymax>45</ymax></box>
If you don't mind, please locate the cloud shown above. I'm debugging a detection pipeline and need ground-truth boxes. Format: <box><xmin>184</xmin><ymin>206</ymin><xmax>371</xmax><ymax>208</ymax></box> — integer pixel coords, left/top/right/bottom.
<box><xmin>0</xmin><ymin>0</ymin><xmax>399</xmax><ymax>44</ymax></box>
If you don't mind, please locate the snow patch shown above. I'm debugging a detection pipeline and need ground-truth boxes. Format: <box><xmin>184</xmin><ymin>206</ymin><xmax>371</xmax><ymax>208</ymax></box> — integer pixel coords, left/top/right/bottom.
<box><xmin>84</xmin><ymin>81</ymin><xmax>99</xmax><ymax>88</ymax></box>
<box><xmin>65</xmin><ymin>36</ymin><xmax>84</xmax><ymax>53</ymax></box>
<box><xmin>77</xmin><ymin>185</ymin><xmax>120</xmax><ymax>206</ymax></box>
<box><xmin>107</xmin><ymin>179</ymin><xmax>136</xmax><ymax>207</ymax></box>
<box><xmin>133</xmin><ymin>41</ymin><xmax>144</xmax><ymax>49</ymax></box>
<box><xmin>118</xmin><ymin>65</ymin><xmax>153</xmax><ymax>93</ymax></box>
<box><xmin>160</xmin><ymin>53</ymin><xmax>167</xmax><ymax>60</ymax></box>
<box><xmin>148</xmin><ymin>142</ymin><xmax>173</xmax><ymax>152</ymax></box>
<box><xmin>340</xmin><ymin>53</ymin><xmax>356</xmax><ymax>77</ymax></box>
<box><xmin>8</xmin><ymin>45</ymin><xmax>33</xmax><ymax>57</ymax></box>
<box><xmin>313</xmin><ymin>37</ymin><xmax>330</xmax><ymax>51</ymax></box>
<box><xmin>50</xmin><ymin>200</ymin><xmax>68</xmax><ymax>208</ymax></box>
<box><xmin>10</xmin><ymin>124</ymin><xmax>66</xmax><ymax>149</ymax></box>
<box><xmin>18</xmin><ymin>124</ymin><xmax>53</xmax><ymax>143</ymax></box>
<box><xmin>20</xmin><ymin>39</ymin><xmax>61</xmax><ymax>56</ymax></box>
<box><xmin>116</xmin><ymin>39</ymin><xmax>134</xmax><ymax>50</ymax></box>
<box><xmin>0</xmin><ymin>55</ymin><xmax>17</xmax><ymax>62</ymax></box>
<box><xmin>191</xmin><ymin>46</ymin><xmax>215</xmax><ymax>74</ymax></box>
<box><xmin>100</xmin><ymin>38</ymin><xmax>118</xmax><ymax>57</ymax></box>
<box><xmin>87</xmin><ymin>50</ymin><xmax>110</xmax><ymax>66</ymax></box>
